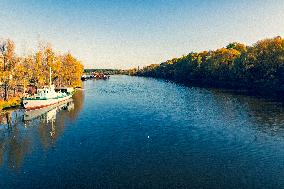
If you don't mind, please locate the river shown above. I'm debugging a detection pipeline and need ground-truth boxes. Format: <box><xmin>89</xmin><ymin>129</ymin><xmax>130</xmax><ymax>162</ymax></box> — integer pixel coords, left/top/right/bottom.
<box><xmin>0</xmin><ymin>75</ymin><xmax>284</xmax><ymax>189</ymax></box>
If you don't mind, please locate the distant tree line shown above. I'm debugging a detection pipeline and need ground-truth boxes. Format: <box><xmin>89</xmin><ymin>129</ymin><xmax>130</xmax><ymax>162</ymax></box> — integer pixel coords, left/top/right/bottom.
<box><xmin>84</xmin><ymin>69</ymin><xmax>129</xmax><ymax>75</ymax></box>
<box><xmin>133</xmin><ymin>36</ymin><xmax>284</xmax><ymax>94</ymax></box>
<box><xmin>0</xmin><ymin>39</ymin><xmax>84</xmax><ymax>101</ymax></box>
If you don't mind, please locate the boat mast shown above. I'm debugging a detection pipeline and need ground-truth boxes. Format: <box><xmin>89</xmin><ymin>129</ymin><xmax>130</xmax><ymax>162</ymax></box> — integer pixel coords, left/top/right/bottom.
<box><xmin>49</xmin><ymin>67</ymin><xmax>52</xmax><ymax>87</ymax></box>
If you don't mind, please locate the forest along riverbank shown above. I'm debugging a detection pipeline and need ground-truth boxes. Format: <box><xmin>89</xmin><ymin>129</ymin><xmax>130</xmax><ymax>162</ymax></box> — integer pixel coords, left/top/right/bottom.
<box><xmin>131</xmin><ymin>36</ymin><xmax>284</xmax><ymax>98</ymax></box>
<box><xmin>0</xmin><ymin>39</ymin><xmax>84</xmax><ymax>110</ymax></box>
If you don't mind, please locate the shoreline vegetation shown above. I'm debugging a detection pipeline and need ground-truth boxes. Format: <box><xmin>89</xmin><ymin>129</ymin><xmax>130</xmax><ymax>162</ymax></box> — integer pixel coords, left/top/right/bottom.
<box><xmin>0</xmin><ymin>39</ymin><xmax>84</xmax><ymax>110</ymax></box>
<box><xmin>130</xmin><ymin>36</ymin><xmax>284</xmax><ymax>98</ymax></box>
<box><xmin>84</xmin><ymin>69</ymin><xmax>130</xmax><ymax>75</ymax></box>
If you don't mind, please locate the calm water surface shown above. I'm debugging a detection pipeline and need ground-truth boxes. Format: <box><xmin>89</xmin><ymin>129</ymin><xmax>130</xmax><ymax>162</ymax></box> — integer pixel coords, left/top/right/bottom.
<box><xmin>1</xmin><ymin>75</ymin><xmax>284</xmax><ymax>189</ymax></box>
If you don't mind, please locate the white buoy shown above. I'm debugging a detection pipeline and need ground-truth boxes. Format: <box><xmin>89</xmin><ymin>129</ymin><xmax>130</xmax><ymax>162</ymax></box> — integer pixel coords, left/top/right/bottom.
<box><xmin>147</xmin><ymin>136</ymin><xmax>150</xmax><ymax>139</ymax></box>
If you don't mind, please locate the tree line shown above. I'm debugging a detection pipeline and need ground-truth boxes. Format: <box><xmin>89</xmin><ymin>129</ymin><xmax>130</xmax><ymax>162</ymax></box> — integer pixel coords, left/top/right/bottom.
<box><xmin>133</xmin><ymin>36</ymin><xmax>284</xmax><ymax>94</ymax></box>
<box><xmin>0</xmin><ymin>39</ymin><xmax>84</xmax><ymax>101</ymax></box>
<box><xmin>84</xmin><ymin>69</ymin><xmax>127</xmax><ymax>75</ymax></box>
<box><xmin>84</xmin><ymin>68</ymin><xmax>132</xmax><ymax>75</ymax></box>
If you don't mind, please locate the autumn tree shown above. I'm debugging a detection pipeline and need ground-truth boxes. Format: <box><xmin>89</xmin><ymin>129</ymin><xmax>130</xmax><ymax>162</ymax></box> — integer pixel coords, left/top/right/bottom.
<box><xmin>0</xmin><ymin>39</ymin><xmax>84</xmax><ymax>102</ymax></box>
<box><xmin>0</xmin><ymin>39</ymin><xmax>17</xmax><ymax>100</ymax></box>
<box><xmin>134</xmin><ymin>36</ymin><xmax>284</xmax><ymax>93</ymax></box>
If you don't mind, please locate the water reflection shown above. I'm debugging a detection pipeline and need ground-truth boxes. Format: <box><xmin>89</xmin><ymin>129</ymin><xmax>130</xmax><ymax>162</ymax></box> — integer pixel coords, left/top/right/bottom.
<box><xmin>211</xmin><ymin>89</ymin><xmax>284</xmax><ymax>137</ymax></box>
<box><xmin>0</xmin><ymin>90</ymin><xmax>84</xmax><ymax>169</ymax></box>
<box><xmin>0</xmin><ymin>109</ymin><xmax>30</xmax><ymax>169</ymax></box>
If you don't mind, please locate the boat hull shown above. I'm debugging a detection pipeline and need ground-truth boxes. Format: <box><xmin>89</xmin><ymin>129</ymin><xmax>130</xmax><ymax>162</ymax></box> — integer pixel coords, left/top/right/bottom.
<box><xmin>24</xmin><ymin>98</ymin><xmax>73</xmax><ymax>121</ymax></box>
<box><xmin>23</xmin><ymin>95</ymin><xmax>72</xmax><ymax>110</ymax></box>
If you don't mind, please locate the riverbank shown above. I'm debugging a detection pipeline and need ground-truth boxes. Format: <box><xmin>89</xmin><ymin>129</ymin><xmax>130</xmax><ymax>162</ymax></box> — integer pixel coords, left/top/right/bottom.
<box><xmin>0</xmin><ymin>97</ymin><xmax>21</xmax><ymax>110</ymax></box>
<box><xmin>0</xmin><ymin>88</ymin><xmax>80</xmax><ymax>111</ymax></box>
<box><xmin>133</xmin><ymin>36</ymin><xmax>284</xmax><ymax>100</ymax></box>
<box><xmin>0</xmin><ymin>39</ymin><xmax>84</xmax><ymax>111</ymax></box>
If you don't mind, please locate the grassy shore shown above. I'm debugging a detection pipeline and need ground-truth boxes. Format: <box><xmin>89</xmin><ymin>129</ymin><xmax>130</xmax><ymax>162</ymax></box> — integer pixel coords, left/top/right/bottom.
<box><xmin>0</xmin><ymin>97</ymin><xmax>21</xmax><ymax>110</ymax></box>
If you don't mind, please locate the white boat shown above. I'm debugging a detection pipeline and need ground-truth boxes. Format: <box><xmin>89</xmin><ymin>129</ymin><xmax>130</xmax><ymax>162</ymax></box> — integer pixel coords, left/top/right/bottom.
<box><xmin>22</xmin><ymin>68</ymin><xmax>73</xmax><ymax>110</ymax></box>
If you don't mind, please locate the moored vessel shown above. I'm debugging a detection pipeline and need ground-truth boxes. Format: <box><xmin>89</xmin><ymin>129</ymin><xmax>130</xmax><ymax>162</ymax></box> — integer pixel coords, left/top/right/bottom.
<box><xmin>23</xmin><ymin>98</ymin><xmax>74</xmax><ymax>121</ymax></box>
<box><xmin>22</xmin><ymin>68</ymin><xmax>73</xmax><ymax>110</ymax></box>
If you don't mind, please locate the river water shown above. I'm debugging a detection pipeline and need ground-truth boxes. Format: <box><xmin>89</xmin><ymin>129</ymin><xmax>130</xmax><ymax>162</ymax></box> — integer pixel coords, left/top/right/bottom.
<box><xmin>0</xmin><ymin>75</ymin><xmax>284</xmax><ymax>189</ymax></box>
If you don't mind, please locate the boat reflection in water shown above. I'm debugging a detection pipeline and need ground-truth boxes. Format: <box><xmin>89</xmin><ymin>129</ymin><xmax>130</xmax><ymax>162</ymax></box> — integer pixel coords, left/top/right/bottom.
<box><xmin>24</xmin><ymin>98</ymin><xmax>74</xmax><ymax>123</ymax></box>
<box><xmin>23</xmin><ymin>99</ymin><xmax>74</xmax><ymax>138</ymax></box>
<box><xmin>0</xmin><ymin>90</ymin><xmax>84</xmax><ymax>170</ymax></box>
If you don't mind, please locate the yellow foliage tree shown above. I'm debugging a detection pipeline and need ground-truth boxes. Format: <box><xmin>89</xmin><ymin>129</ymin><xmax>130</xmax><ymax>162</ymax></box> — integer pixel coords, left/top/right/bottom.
<box><xmin>0</xmin><ymin>39</ymin><xmax>84</xmax><ymax>101</ymax></box>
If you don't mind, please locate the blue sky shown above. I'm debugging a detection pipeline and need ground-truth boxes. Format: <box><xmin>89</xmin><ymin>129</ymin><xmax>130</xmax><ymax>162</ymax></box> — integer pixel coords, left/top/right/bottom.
<box><xmin>1</xmin><ymin>0</ymin><xmax>284</xmax><ymax>69</ymax></box>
